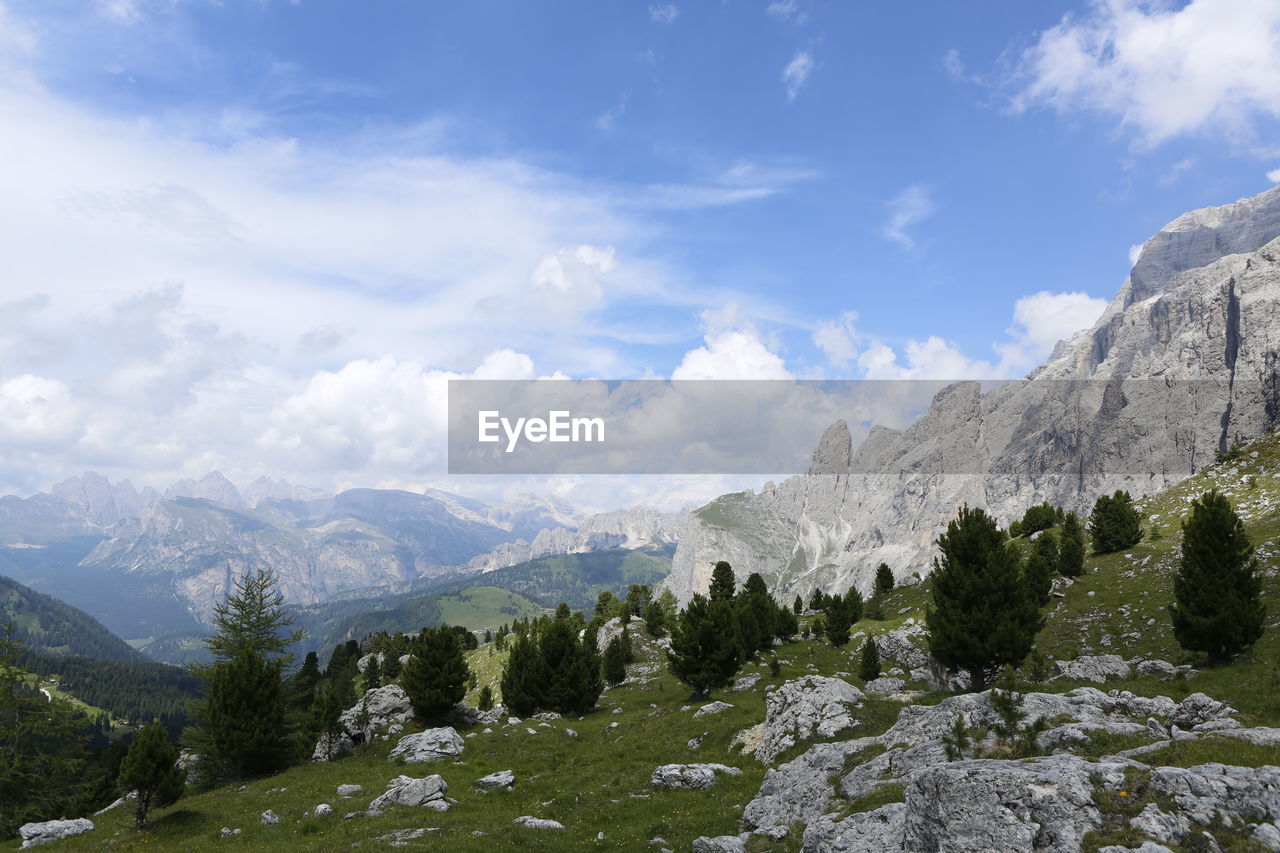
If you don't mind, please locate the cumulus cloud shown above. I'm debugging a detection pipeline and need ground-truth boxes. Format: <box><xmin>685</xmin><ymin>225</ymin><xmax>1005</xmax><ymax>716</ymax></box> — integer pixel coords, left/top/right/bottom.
<box><xmin>812</xmin><ymin>311</ymin><xmax>860</xmax><ymax>368</ymax></box>
<box><xmin>531</xmin><ymin>244</ymin><xmax>617</xmax><ymax>315</ymax></box>
<box><xmin>882</xmin><ymin>184</ymin><xmax>936</xmax><ymax>249</ymax></box>
<box><xmin>782</xmin><ymin>50</ymin><xmax>814</xmax><ymax>101</ymax></box>
<box><xmin>648</xmin><ymin>4</ymin><xmax>679</xmax><ymax>24</ymax></box>
<box><xmin>1011</xmin><ymin>0</ymin><xmax>1280</xmax><ymax>147</ymax></box>
<box><xmin>672</xmin><ymin>306</ymin><xmax>792</xmax><ymax>380</ymax></box>
<box><xmin>1269</xmin><ymin>167</ymin><xmax>1280</xmax><ymax>183</ymax></box>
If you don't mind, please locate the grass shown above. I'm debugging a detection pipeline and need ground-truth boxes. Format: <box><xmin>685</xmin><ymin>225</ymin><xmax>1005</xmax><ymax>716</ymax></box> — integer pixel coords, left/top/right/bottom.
<box><xmin>433</xmin><ymin>586</ymin><xmax>547</xmax><ymax>630</ymax></box>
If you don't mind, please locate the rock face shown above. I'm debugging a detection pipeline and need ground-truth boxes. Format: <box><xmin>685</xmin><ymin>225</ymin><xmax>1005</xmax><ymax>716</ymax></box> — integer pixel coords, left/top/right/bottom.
<box><xmin>368</xmin><ymin>774</ymin><xmax>450</xmax><ymax>813</ymax></box>
<box><xmin>651</xmin><ymin>764</ymin><xmax>743</xmax><ymax>790</ymax></box>
<box><xmin>389</xmin><ymin>727</ymin><xmax>464</xmax><ymax>763</ymax></box>
<box><xmin>757</xmin><ymin>676</ymin><xmax>865</xmax><ymax>764</ymax></box>
<box><xmin>666</xmin><ymin>186</ymin><xmax>1280</xmax><ymax>603</ymax></box>
<box><xmin>1054</xmin><ymin>655</ymin><xmax>1132</xmax><ymax>683</ymax></box>
<box><xmin>465</xmin><ymin>506</ymin><xmax>686</xmax><ymax>573</ymax></box>
<box><xmin>19</xmin><ymin>818</ymin><xmax>95</xmax><ymax>848</ymax></box>
<box><xmin>313</xmin><ymin>685</ymin><xmax>416</xmax><ymax>761</ymax></box>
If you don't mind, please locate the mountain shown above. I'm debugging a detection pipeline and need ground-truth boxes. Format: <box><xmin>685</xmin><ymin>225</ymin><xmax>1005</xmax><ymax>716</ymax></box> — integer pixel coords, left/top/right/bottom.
<box><xmin>466</xmin><ymin>506</ymin><xmax>687</xmax><ymax>573</ymax></box>
<box><xmin>0</xmin><ymin>574</ymin><xmax>148</xmax><ymax>663</ymax></box>
<box><xmin>667</xmin><ymin>185</ymin><xmax>1280</xmax><ymax>603</ymax></box>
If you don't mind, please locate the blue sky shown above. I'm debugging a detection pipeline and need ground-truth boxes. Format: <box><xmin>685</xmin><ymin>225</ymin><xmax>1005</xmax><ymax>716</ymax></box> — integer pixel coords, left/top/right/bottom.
<box><xmin>1</xmin><ymin>0</ymin><xmax>1279</xmax><ymax>508</ymax></box>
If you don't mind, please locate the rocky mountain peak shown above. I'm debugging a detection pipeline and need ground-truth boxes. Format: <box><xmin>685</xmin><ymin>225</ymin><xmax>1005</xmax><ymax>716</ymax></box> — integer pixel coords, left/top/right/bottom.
<box><xmin>164</xmin><ymin>471</ymin><xmax>244</xmax><ymax>506</ymax></box>
<box><xmin>808</xmin><ymin>420</ymin><xmax>852</xmax><ymax>475</ymax></box>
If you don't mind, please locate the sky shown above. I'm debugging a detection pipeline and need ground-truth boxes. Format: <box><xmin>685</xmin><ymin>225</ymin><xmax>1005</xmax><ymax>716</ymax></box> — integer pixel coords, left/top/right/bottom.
<box><xmin>1</xmin><ymin>0</ymin><xmax>1279</xmax><ymax>511</ymax></box>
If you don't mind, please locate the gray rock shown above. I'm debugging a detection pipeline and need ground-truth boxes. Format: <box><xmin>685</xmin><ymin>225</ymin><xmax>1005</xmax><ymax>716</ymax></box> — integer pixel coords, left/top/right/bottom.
<box><xmin>757</xmin><ymin>676</ymin><xmax>865</xmax><ymax>764</ymax></box>
<box><xmin>650</xmin><ymin>763</ymin><xmax>742</xmax><ymax>790</ymax></box>
<box><xmin>743</xmin><ymin>739</ymin><xmax>876</xmax><ymax>829</ymax></box>
<box><xmin>513</xmin><ymin>816</ymin><xmax>565</xmax><ymax>830</ymax></box>
<box><xmin>801</xmin><ymin>803</ymin><xmax>906</xmax><ymax>853</ymax></box>
<box><xmin>691</xmin><ymin>835</ymin><xmax>747</xmax><ymax>853</ymax></box>
<box><xmin>368</xmin><ymin>774</ymin><xmax>450</xmax><ymax>813</ymax></box>
<box><xmin>260</xmin><ymin>810</ymin><xmax>280</xmax><ymax>826</ymax></box>
<box><xmin>337</xmin><ymin>784</ymin><xmax>363</xmax><ymax>798</ymax></box>
<box><xmin>1253</xmin><ymin>822</ymin><xmax>1280</xmax><ymax>852</ymax></box>
<box><xmin>1135</xmin><ymin>659</ymin><xmax>1179</xmax><ymax>678</ymax></box>
<box><xmin>1129</xmin><ymin>803</ymin><xmax>1190</xmax><ymax>844</ymax></box>
<box><xmin>1053</xmin><ymin>654</ymin><xmax>1132</xmax><ymax>683</ymax></box>
<box><xmin>219</xmin><ymin>827</ymin><xmax>241</xmax><ymax>838</ymax></box>
<box><xmin>475</xmin><ymin>770</ymin><xmax>515</xmax><ymax>790</ymax></box>
<box><xmin>1096</xmin><ymin>844</ymin><xmax>1174</xmax><ymax>853</ymax></box>
<box><xmin>694</xmin><ymin>701</ymin><xmax>734</xmax><ymax>718</ymax></box>
<box><xmin>19</xmin><ymin>819</ymin><xmax>95</xmax><ymax>848</ymax></box>
<box><xmin>374</xmin><ymin>828</ymin><xmax>437</xmax><ymax>845</ymax></box>
<box><xmin>863</xmin><ymin>677</ymin><xmax>906</xmax><ymax>695</ymax></box>
<box><xmin>313</xmin><ymin>684</ymin><xmax>416</xmax><ymax>760</ymax></box>
<box><xmin>734</xmin><ymin>673</ymin><xmax>762</xmax><ymax>692</ymax></box>
<box><xmin>902</xmin><ymin>755</ymin><xmax>1133</xmax><ymax>853</ymax></box>
<box><xmin>1168</xmin><ymin>693</ymin><xmax>1237</xmax><ymax>729</ymax></box>
<box><xmin>1220</xmin><ymin>727</ymin><xmax>1280</xmax><ymax>746</ymax></box>
<box><xmin>1150</xmin><ymin>763</ymin><xmax>1280</xmax><ymax>825</ymax></box>
<box><xmin>310</xmin><ymin>803</ymin><xmax>333</xmax><ymax>817</ymax></box>
<box><xmin>390</xmin><ymin>727</ymin><xmax>464</xmax><ymax>763</ymax></box>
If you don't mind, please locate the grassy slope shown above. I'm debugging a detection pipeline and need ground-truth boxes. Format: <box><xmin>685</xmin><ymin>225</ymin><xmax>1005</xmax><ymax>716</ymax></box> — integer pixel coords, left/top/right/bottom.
<box><xmin>25</xmin><ymin>435</ymin><xmax>1280</xmax><ymax>851</ymax></box>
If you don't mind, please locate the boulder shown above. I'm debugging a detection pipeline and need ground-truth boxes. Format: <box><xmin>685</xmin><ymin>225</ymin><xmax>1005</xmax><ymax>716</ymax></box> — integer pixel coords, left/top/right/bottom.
<box><xmin>1135</xmin><ymin>659</ymin><xmax>1178</xmax><ymax>679</ymax></box>
<box><xmin>1253</xmin><ymin>822</ymin><xmax>1280</xmax><ymax>852</ymax></box>
<box><xmin>1053</xmin><ymin>655</ymin><xmax>1132</xmax><ymax>683</ymax></box>
<box><xmin>694</xmin><ymin>701</ymin><xmax>734</xmax><ymax>718</ymax></box>
<box><xmin>337</xmin><ymin>784</ymin><xmax>363</xmax><ymax>798</ymax></box>
<box><xmin>742</xmin><ymin>739</ymin><xmax>875</xmax><ymax>829</ymax></box>
<box><xmin>733</xmin><ymin>673</ymin><xmax>762</xmax><ymax>692</ymax></box>
<box><xmin>1129</xmin><ymin>803</ymin><xmax>1190</xmax><ymax>844</ymax></box>
<box><xmin>19</xmin><ymin>819</ymin><xmax>95</xmax><ymax>848</ymax></box>
<box><xmin>513</xmin><ymin>816</ymin><xmax>565</xmax><ymax>830</ymax></box>
<box><xmin>756</xmin><ymin>676</ymin><xmax>865</xmax><ymax>764</ymax></box>
<box><xmin>875</xmin><ymin>621</ymin><xmax>931</xmax><ymax>670</ymax></box>
<box><xmin>390</xmin><ymin>727</ymin><xmax>464</xmax><ymax>763</ymax></box>
<box><xmin>730</xmin><ymin>723</ymin><xmax>765</xmax><ymax>756</ymax></box>
<box><xmin>1168</xmin><ymin>693</ymin><xmax>1237</xmax><ymax>729</ymax></box>
<box><xmin>902</xmin><ymin>755</ymin><xmax>1134</xmax><ymax>853</ymax></box>
<box><xmin>1219</xmin><ymin>726</ymin><xmax>1280</xmax><ymax>746</ymax></box>
<box><xmin>651</xmin><ymin>763</ymin><xmax>743</xmax><ymax>790</ymax></box>
<box><xmin>1149</xmin><ymin>763</ymin><xmax>1280</xmax><ymax>826</ymax></box>
<box><xmin>475</xmin><ymin>770</ymin><xmax>516</xmax><ymax>790</ymax></box>
<box><xmin>863</xmin><ymin>677</ymin><xmax>906</xmax><ymax>695</ymax></box>
<box><xmin>691</xmin><ymin>835</ymin><xmax>747</xmax><ymax>852</ymax></box>
<box><xmin>368</xmin><ymin>774</ymin><xmax>450</xmax><ymax>813</ymax></box>
<box><xmin>312</xmin><ymin>684</ymin><xmax>416</xmax><ymax>760</ymax></box>
<box><xmin>801</xmin><ymin>803</ymin><xmax>907</xmax><ymax>853</ymax></box>
<box><xmin>260</xmin><ymin>810</ymin><xmax>280</xmax><ymax>826</ymax></box>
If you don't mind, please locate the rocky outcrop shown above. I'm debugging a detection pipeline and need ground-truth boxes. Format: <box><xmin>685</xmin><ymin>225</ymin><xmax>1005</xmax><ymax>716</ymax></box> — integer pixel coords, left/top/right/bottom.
<box><xmin>368</xmin><ymin>774</ymin><xmax>450</xmax><ymax>813</ymax></box>
<box><xmin>389</xmin><ymin>727</ymin><xmax>464</xmax><ymax>763</ymax></box>
<box><xmin>1054</xmin><ymin>655</ymin><xmax>1132</xmax><ymax>683</ymax></box>
<box><xmin>651</xmin><ymin>764</ymin><xmax>743</xmax><ymax>790</ymax></box>
<box><xmin>18</xmin><ymin>818</ymin><xmax>94</xmax><ymax>848</ymax></box>
<box><xmin>474</xmin><ymin>770</ymin><xmax>516</xmax><ymax>790</ymax></box>
<box><xmin>757</xmin><ymin>676</ymin><xmax>865</xmax><ymax>764</ymax></box>
<box><xmin>667</xmin><ymin>186</ymin><xmax>1280</xmax><ymax>603</ymax></box>
<box><xmin>312</xmin><ymin>685</ymin><xmax>416</xmax><ymax>761</ymax></box>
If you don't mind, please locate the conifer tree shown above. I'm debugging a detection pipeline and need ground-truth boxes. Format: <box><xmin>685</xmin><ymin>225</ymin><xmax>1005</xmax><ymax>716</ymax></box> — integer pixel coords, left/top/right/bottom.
<box><xmin>808</xmin><ymin>589</ymin><xmax>824</xmax><ymax>611</ymax></box>
<box><xmin>364</xmin><ymin>655</ymin><xmax>382</xmax><ymax>690</ymax></box>
<box><xmin>477</xmin><ymin>685</ymin><xmax>493</xmax><ymax>712</ymax></box>
<box><xmin>824</xmin><ymin>593</ymin><xmax>853</xmax><ymax>647</ymax></box>
<box><xmin>187</xmin><ymin>569</ymin><xmax>296</xmax><ymax>781</ymax></box>
<box><xmin>499</xmin><ymin>634</ymin><xmax>545</xmax><ymax>716</ymax></box>
<box><xmin>117</xmin><ymin>721</ymin><xmax>183</xmax><ymax>829</ymax></box>
<box><xmin>602</xmin><ymin>636</ymin><xmax>627</xmax><ymax>685</ymax></box>
<box><xmin>400</xmin><ymin>626</ymin><xmax>470</xmax><ymax>723</ymax></box>
<box><xmin>289</xmin><ymin>651</ymin><xmax>321</xmax><ymax>712</ymax></box>
<box><xmin>857</xmin><ymin>637</ymin><xmax>881</xmax><ymax>682</ymax></box>
<box><xmin>668</xmin><ymin>594</ymin><xmax>741</xmax><ymax>698</ymax></box>
<box><xmin>772</xmin><ymin>605</ymin><xmax>799</xmax><ymax>641</ymax></box>
<box><xmin>1058</xmin><ymin>512</ymin><xmax>1086</xmax><ymax>577</ymax></box>
<box><xmin>1025</xmin><ymin>532</ymin><xmax>1058</xmax><ymax>604</ymax></box>
<box><xmin>926</xmin><ymin>506</ymin><xmax>1043</xmax><ymax>690</ymax></box>
<box><xmin>643</xmin><ymin>600</ymin><xmax>667</xmax><ymax>638</ymax></box>
<box><xmin>626</xmin><ymin>584</ymin><xmax>652</xmax><ymax>617</ymax></box>
<box><xmin>538</xmin><ymin>613</ymin><xmax>603</xmax><ymax>714</ymax></box>
<box><xmin>793</xmin><ymin>595</ymin><xmax>804</xmax><ymax>615</ymax></box>
<box><xmin>1088</xmin><ymin>490</ymin><xmax>1142</xmax><ymax>553</ymax></box>
<box><xmin>382</xmin><ymin>649</ymin><xmax>402</xmax><ymax>681</ymax></box>
<box><xmin>1171</xmin><ymin>490</ymin><xmax>1266</xmax><ymax>662</ymax></box>
<box><xmin>309</xmin><ymin>682</ymin><xmax>345</xmax><ymax>761</ymax></box>
<box><xmin>709</xmin><ymin>561</ymin><xmax>737</xmax><ymax>601</ymax></box>
<box><xmin>874</xmin><ymin>563</ymin><xmax>895</xmax><ymax>596</ymax></box>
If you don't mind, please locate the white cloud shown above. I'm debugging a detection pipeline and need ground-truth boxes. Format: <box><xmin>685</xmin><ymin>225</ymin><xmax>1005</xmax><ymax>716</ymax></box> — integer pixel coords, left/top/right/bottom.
<box><xmin>767</xmin><ymin>0</ymin><xmax>802</xmax><ymax>22</ymax></box>
<box><xmin>1268</xmin><ymin>167</ymin><xmax>1280</xmax><ymax>183</ymax></box>
<box><xmin>882</xmin><ymin>184</ymin><xmax>936</xmax><ymax>249</ymax></box>
<box><xmin>1012</xmin><ymin>0</ymin><xmax>1280</xmax><ymax>147</ymax></box>
<box><xmin>648</xmin><ymin>4</ymin><xmax>679</xmax><ymax>24</ymax></box>
<box><xmin>0</xmin><ymin>375</ymin><xmax>83</xmax><ymax>449</ymax></box>
<box><xmin>782</xmin><ymin>50</ymin><xmax>813</xmax><ymax>101</ymax></box>
<box><xmin>673</xmin><ymin>306</ymin><xmax>792</xmax><ymax>380</ymax></box>
<box><xmin>812</xmin><ymin>311</ymin><xmax>860</xmax><ymax>368</ymax></box>
<box><xmin>530</xmin><ymin>244</ymin><xmax>617</xmax><ymax>315</ymax></box>
<box><xmin>595</xmin><ymin>94</ymin><xmax>627</xmax><ymax>131</ymax></box>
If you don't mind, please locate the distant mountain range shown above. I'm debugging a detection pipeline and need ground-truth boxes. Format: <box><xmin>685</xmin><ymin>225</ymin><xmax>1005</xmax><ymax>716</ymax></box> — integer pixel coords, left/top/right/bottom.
<box><xmin>0</xmin><ymin>470</ymin><xmax>685</xmax><ymax>657</ymax></box>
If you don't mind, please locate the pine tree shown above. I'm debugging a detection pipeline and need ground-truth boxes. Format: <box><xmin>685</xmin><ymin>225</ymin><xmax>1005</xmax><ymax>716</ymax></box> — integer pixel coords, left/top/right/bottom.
<box><xmin>1171</xmin><ymin>490</ymin><xmax>1267</xmax><ymax>662</ymax></box>
<box><xmin>772</xmin><ymin>605</ymin><xmax>799</xmax><ymax>641</ymax></box>
<box><xmin>289</xmin><ymin>651</ymin><xmax>321</xmax><ymax>712</ymax></box>
<box><xmin>709</xmin><ymin>561</ymin><xmax>737</xmax><ymax>601</ymax></box>
<box><xmin>644</xmin><ymin>600</ymin><xmax>667</xmax><ymax>638</ymax></box>
<box><xmin>793</xmin><ymin>595</ymin><xmax>803</xmax><ymax>615</ymax></box>
<box><xmin>1025</xmin><ymin>532</ymin><xmax>1058</xmax><ymax>604</ymax></box>
<box><xmin>364</xmin><ymin>655</ymin><xmax>382</xmax><ymax>690</ymax></box>
<box><xmin>383</xmin><ymin>650</ymin><xmax>402</xmax><ymax>681</ymax></box>
<box><xmin>499</xmin><ymin>634</ymin><xmax>545</xmax><ymax>716</ymax></box>
<box><xmin>808</xmin><ymin>589</ymin><xmax>824</xmax><ymax>611</ymax></box>
<box><xmin>858</xmin><ymin>638</ymin><xmax>881</xmax><ymax>682</ymax></box>
<box><xmin>926</xmin><ymin>506</ymin><xmax>1043</xmax><ymax>690</ymax></box>
<box><xmin>117</xmin><ymin>721</ymin><xmax>183</xmax><ymax>829</ymax></box>
<box><xmin>668</xmin><ymin>594</ymin><xmax>741</xmax><ymax>698</ymax></box>
<box><xmin>477</xmin><ymin>685</ymin><xmax>493</xmax><ymax>712</ymax></box>
<box><xmin>602</xmin><ymin>636</ymin><xmax>627</xmax><ymax>685</ymax></box>
<box><xmin>1088</xmin><ymin>490</ymin><xmax>1142</xmax><ymax>553</ymax></box>
<box><xmin>1059</xmin><ymin>512</ymin><xmax>1086</xmax><ymax>577</ymax></box>
<box><xmin>626</xmin><ymin>584</ymin><xmax>653</xmax><ymax>617</ymax></box>
<box><xmin>186</xmin><ymin>569</ymin><xmax>296</xmax><ymax>781</ymax></box>
<box><xmin>538</xmin><ymin>614</ymin><xmax>602</xmax><ymax>715</ymax></box>
<box><xmin>400</xmin><ymin>626</ymin><xmax>470</xmax><ymax>723</ymax></box>
<box><xmin>310</xmin><ymin>682</ymin><xmax>345</xmax><ymax>761</ymax></box>
<box><xmin>874</xmin><ymin>563</ymin><xmax>895</xmax><ymax>596</ymax></box>
<box><xmin>594</xmin><ymin>591</ymin><xmax>622</xmax><ymax>620</ymax></box>
<box><xmin>824</xmin><ymin>593</ymin><xmax>853</xmax><ymax>647</ymax></box>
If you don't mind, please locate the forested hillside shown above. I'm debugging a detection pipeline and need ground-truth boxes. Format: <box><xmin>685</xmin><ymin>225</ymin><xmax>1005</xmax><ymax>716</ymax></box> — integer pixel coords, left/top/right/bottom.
<box><xmin>0</xmin><ymin>575</ymin><xmax>149</xmax><ymax>663</ymax></box>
